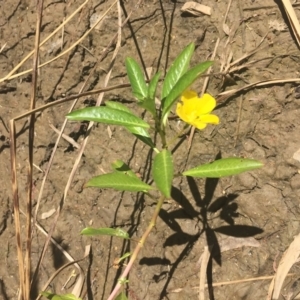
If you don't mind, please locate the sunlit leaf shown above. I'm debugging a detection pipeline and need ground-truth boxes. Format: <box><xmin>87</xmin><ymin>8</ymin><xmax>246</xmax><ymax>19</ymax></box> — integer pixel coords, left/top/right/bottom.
<box><xmin>138</xmin><ymin>99</ymin><xmax>156</xmax><ymax>117</ymax></box>
<box><xmin>105</xmin><ymin>101</ymin><xmax>132</xmax><ymax>113</ymax></box>
<box><xmin>148</xmin><ymin>71</ymin><xmax>161</xmax><ymax>101</ymax></box>
<box><xmin>162</xmin><ymin>61</ymin><xmax>213</xmax><ymax>123</ymax></box>
<box><xmin>132</xmin><ymin>134</ymin><xmax>155</xmax><ymax>148</ymax></box>
<box><xmin>40</xmin><ymin>292</ymin><xmax>82</xmax><ymax>300</ymax></box>
<box><xmin>152</xmin><ymin>149</ymin><xmax>174</xmax><ymax>198</ymax></box>
<box><xmin>81</xmin><ymin>227</ymin><xmax>129</xmax><ymax>239</ymax></box>
<box><xmin>125</xmin><ymin>125</ymin><xmax>155</xmax><ymax>148</ymax></box>
<box><xmin>125</xmin><ymin>57</ymin><xmax>148</xmax><ymax>101</ymax></box>
<box><xmin>67</xmin><ymin>107</ymin><xmax>150</xmax><ymax>128</ymax></box>
<box><xmin>183</xmin><ymin>157</ymin><xmax>263</xmax><ymax>178</ymax></box>
<box><xmin>115</xmin><ymin>292</ymin><xmax>128</xmax><ymax>300</ymax></box>
<box><xmin>125</xmin><ymin>125</ymin><xmax>150</xmax><ymax>138</ymax></box>
<box><xmin>86</xmin><ymin>172</ymin><xmax>153</xmax><ymax>192</ymax></box>
<box><xmin>162</xmin><ymin>43</ymin><xmax>194</xmax><ymax>99</ymax></box>
<box><xmin>117</xmin><ymin>252</ymin><xmax>131</xmax><ymax>263</ymax></box>
<box><xmin>111</xmin><ymin>160</ymin><xmax>139</xmax><ymax>179</ymax></box>
<box><xmin>138</xmin><ymin>71</ymin><xmax>161</xmax><ymax>116</ymax></box>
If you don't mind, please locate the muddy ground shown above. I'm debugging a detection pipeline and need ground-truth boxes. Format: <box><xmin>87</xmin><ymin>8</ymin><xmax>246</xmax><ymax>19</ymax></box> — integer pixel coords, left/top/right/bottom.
<box><xmin>1</xmin><ymin>0</ymin><xmax>300</xmax><ymax>299</ymax></box>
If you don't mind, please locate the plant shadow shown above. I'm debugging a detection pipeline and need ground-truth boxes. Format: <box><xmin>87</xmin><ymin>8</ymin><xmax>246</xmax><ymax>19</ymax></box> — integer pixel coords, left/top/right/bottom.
<box><xmin>140</xmin><ymin>151</ymin><xmax>263</xmax><ymax>299</ymax></box>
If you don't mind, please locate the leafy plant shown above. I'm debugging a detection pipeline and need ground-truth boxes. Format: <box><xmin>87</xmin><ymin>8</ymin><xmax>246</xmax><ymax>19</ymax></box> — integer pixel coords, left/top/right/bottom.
<box><xmin>41</xmin><ymin>292</ymin><xmax>82</xmax><ymax>300</ymax></box>
<box><xmin>65</xmin><ymin>42</ymin><xmax>263</xmax><ymax>299</ymax></box>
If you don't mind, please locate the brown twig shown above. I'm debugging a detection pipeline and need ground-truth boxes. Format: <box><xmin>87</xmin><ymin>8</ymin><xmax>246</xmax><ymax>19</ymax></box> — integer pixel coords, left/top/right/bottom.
<box><xmin>108</xmin><ymin>195</ymin><xmax>166</xmax><ymax>300</ymax></box>
<box><xmin>13</xmin><ymin>83</ymin><xmax>130</xmax><ymax>122</ymax></box>
<box><xmin>25</xmin><ymin>1</ymin><xmax>43</xmax><ymax>298</ymax></box>
<box><xmin>199</xmin><ymin>246</ymin><xmax>211</xmax><ymax>300</ymax></box>
<box><xmin>9</xmin><ymin>119</ymin><xmax>24</xmax><ymax>299</ymax></box>
<box><xmin>0</xmin><ymin>0</ymin><xmax>90</xmax><ymax>84</ymax></box>
<box><xmin>169</xmin><ymin>273</ymin><xmax>296</xmax><ymax>294</ymax></box>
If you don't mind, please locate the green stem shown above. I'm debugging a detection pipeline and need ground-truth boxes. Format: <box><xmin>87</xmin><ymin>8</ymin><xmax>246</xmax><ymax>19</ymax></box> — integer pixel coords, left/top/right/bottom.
<box><xmin>157</xmin><ymin>120</ymin><xmax>167</xmax><ymax>149</ymax></box>
<box><xmin>107</xmin><ymin>194</ymin><xmax>165</xmax><ymax>300</ymax></box>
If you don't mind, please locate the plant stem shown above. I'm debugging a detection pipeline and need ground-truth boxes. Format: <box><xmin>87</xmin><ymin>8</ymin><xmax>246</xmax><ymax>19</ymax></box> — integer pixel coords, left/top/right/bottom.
<box><xmin>158</xmin><ymin>125</ymin><xmax>167</xmax><ymax>149</ymax></box>
<box><xmin>107</xmin><ymin>194</ymin><xmax>165</xmax><ymax>300</ymax></box>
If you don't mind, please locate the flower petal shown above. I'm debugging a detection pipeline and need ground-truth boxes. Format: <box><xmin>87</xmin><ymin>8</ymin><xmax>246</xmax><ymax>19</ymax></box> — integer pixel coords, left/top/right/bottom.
<box><xmin>192</xmin><ymin>120</ymin><xmax>207</xmax><ymax>130</ymax></box>
<box><xmin>195</xmin><ymin>94</ymin><xmax>216</xmax><ymax>115</ymax></box>
<box><xmin>181</xmin><ymin>90</ymin><xmax>198</xmax><ymax>102</ymax></box>
<box><xmin>176</xmin><ymin>102</ymin><xmax>188</xmax><ymax>122</ymax></box>
<box><xmin>199</xmin><ymin>114</ymin><xmax>219</xmax><ymax>125</ymax></box>
<box><xmin>176</xmin><ymin>90</ymin><xmax>219</xmax><ymax>130</ymax></box>
<box><xmin>177</xmin><ymin>92</ymin><xmax>198</xmax><ymax>122</ymax></box>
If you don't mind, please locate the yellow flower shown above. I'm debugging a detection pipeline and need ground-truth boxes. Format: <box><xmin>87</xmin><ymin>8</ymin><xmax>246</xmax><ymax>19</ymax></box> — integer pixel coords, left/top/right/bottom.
<box><xmin>176</xmin><ymin>90</ymin><xmax>219</xmax><ymax>130</ymax></box>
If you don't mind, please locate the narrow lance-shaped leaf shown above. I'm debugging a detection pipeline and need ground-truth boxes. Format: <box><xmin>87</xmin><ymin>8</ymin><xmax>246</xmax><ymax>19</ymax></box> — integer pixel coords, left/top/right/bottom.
<box><xmin>81</xmin><ymin>227</ymin><xmax>129</xmax><ymax>239</ymax></box>
<box><xmin>125</xmin><ymin>125</ymin><xmax>155</xmax><ymax>148</ymax></box>
<box><xmin>162</xmin><ymin>43</ymin><xmax>195</xmax><ymax>99</ymax></box>
<box><xmin>40</xmin><ymin>292</ymin><xmax>82</xmax><ymax>300</ymax></box>
<box><xmin>104</xmin><ymin>102</ymin><xmax>154</xmax><ymax>145</ymax></box>
<box><xmin>116</xmin><ymin>292</ymin><xmax>128</xmax><ymax>300</ymax></box>
<box><xmin>125</xmin><ymin>57</ymin><xmax>148</xmax><ymax>101</ymax></box>
<box><xmin>111</xmin><ymin>160</ymin><xmax>139</xmax><ymax>179</ymax></box>
<box><xmin>138</xmin><ymin>100</ymin><xmax>156</xmax><ymax>117</ymax></box>
<box><xmin>140</xmin><ymin>71</ymin><xmax>161</xmax><ymax>117</ymax></box>
<box><xmin>117</xmin><ymin>252</ymin><xmax>131</xmax><ymax>264</ymax></box>
<box><xmin>67</xmin><ymin>107</ymin><xmax>150</xmax><ymax>128</ymax></box>
<box><xmin>182</xmin><ymin>157</ymin><xmax>263</xmax><ymax>178</ymax></box>
<box><xmin>86</xmin><ymin>172</ymin><xmax>153</xmax><ymax>192</ymax></box>
<box><xmin>148</xmin><ymin>71</ymin><xmax>161</xmax><ymax>101</ymax></box>
<box><xmin>152</xmin><ymin>149</ymin><xmax>174</xmax><ymax>198</ymax></box>
<box><xmin>162</xmin><ymin>61</ymin><xmax>213</xmax><ymax>124</ymax></box>
<box><xmin>125</xmin><ymin>125</ymin><xmax>150</xmax><ymax>138</ymax></box>
<box><xmin>105</xmin><ymin>100</ymin><xmax>132</xmax><ymax>113</ymax></box>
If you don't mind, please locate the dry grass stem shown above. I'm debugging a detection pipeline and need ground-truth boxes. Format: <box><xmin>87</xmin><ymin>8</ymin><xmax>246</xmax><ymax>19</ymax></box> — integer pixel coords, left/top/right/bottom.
<box><xmin>0</xmin><ymin>0</ymin><xmax>90</xmax><ymax>83</ymax></box>
<box><xmin>13</xmin><ymin>83</ymin><xmax>130</xmax><ymax>122</ymax></box>
<box><xmin>281</xmin><ymin>0</ymin><xmax>300</xmax><ymax>47</ymax></box>
<box><xmin>49</xmin><ymin>123</ymin><xmax>80</xmax><ymax>149</ymax></box>
<box><xmin>170</xmin><ymin>273</ymin><xmax>296</xmax><ymax>294</ymax></box>
<box><xmin>217</xmin><ymin>78</ymin><xmax>300</xmax><ymax>102</ymax></box>
<box><xmin>25</xmin><ymin>0</ymin><xmax>43</xmax><ymax>297</ymax></box>
<box><xmin>199</xmin><ymin>246</ymin><xmax>210</xmax><ymax>300</ymax></box>
<box><xmin>267</xmin><ymin>233</ymin><xmax>300</xmax><ymax>299</ymax></box>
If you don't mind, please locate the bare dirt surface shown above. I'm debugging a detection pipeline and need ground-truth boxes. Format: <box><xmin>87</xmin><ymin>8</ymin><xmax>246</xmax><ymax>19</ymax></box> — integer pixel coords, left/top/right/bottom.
<box><xmin>1</xmin><ymin>0</ymin><xmax>300</xmax><ymax>299</ymax></box>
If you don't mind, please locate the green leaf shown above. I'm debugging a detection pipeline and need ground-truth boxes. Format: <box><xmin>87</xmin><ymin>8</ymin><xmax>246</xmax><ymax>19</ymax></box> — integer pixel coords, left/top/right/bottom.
<box><xmin>40</xmin><ymin>292</ymin><xmax>82</xmax><ymax>300</ymax></box>
<box><xmin>105</xmin><ymin>101</ymin><xmax>132</xmax><ymax>114</ymax></box>
<box><xmin>81</xmin><ymin>227</ymin><xmax>129</xmax><ymax>239</ymax></box>
<box><xmin>138</xmin><ymin>71</ymin><xmax>161</xmax><ymax>116</ymax></box>
<box><xmin>152</xmin><ymin>149</ymin><xmax>174</xmax><ymax>198</ymax></box>
<box><xmin>148</xmin><ymin>71</ymin><xmax>161</xmax><ymax>100</ymax></box>
<box><xmin>125</xmin><ymin>125</ymin><xmax>155</xmax><ymax>148</ymax></box>
<box><xmin>103</xmin><ymin>103</ymin><xmax>155</xmax><ymax>143</ymax></box>
<box><xmin>86</xmin><ymin>172</ymin><xmax>153</xmax><ymax>192</ymax></box>
<box><xmin>182</xmin><ymin>158</ymin><xmax>263</xmax><ymax>178</ymax></box>
<box><xmin>125</xmin><ymin>125</ymin><xmax>150</xmax><ymax>138</ymax></box>
<box><xmin>162</xmin><ymin>43</ymin><xmax>194</xmax><ymax>99</ymax></box>
<box><xmin>98</xmin><ymin>101</ymin><xmax>155</xmax><ymax>147</ymax></box>
<box><xmin>116</xmin><ymin>292</ymin><xmax>128</xmax><ymax>300</ymax></box>
<box><xmin>111</xmin><ymin>160</ymin><xmax>139</xmax><ymax>179</ymax></box>
<box><xmin>67</xmin><ymin>107</ymin><xmax>150</xmax><ymax>128</ymax></box>
<box><xmin>162</xmin><ymin>61</ymin><xmax>213</xmax><ymax>123</ymax></box>
<box><xmin>138</xmin><ymin>99</ymin><xmax>156</xmax><ymax>117</ymax></box>
<box><xmin>125</xmin><ymin>57</ymin><xmax>148</xmax><ymax>101</ymax></box>
<box><xmin>117</xmin><ymin>252</ymin><xmax>131</xmax><ymax>263</ymax></box>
